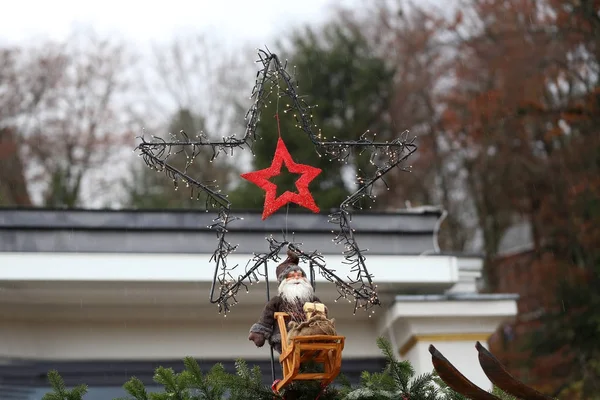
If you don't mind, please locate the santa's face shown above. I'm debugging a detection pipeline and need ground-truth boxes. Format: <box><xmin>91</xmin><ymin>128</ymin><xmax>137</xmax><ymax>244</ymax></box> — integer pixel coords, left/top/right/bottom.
<box><xmin>279</xmin><ymin>270</ymin><xmax>313</xmax><ymax>303</ymax></box>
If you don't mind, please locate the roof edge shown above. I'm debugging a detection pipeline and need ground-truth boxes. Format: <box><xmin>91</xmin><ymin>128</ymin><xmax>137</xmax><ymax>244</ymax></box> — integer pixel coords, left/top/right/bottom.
<box><xmin>0</xmin><ymin>207</ymin><xmax>444</xmax><ymax>234</ymax></box>
<box><xmin>393</xmin><ymin>293</ymin><xmax>520</xmax><ymax>302</ymax></box>
<box><xmin>0</xmin><ymin>206</ymin><xmax>444</xmax><ymax>216</ymax></box>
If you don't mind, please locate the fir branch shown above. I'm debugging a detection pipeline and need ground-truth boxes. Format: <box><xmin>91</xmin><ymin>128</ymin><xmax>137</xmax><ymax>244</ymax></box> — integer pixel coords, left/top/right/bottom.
<box><xmin>120</xmin><ymin>377</ymin><xmax>150</xmax><ymax>400</ymax></box>
<box><xmin>410</xmin><ymin>373</ymin><xmax>438</xmax><ymax>399</ymax></box>
<box><xmin>345</xmin><ymin>337</ymin><xmax>450</xmax><ymax>400</ymax></box>
<box><xmin>376</xmin><ymin>336</ymin><xmax>414</xmax><ymax>393</ymax></box>
<box><xmin>180</xmin><ymin>357</ymin><xmax>227</xmax><ymax>400</ymax></box>
<box><xmin>337</xmin><ymin>373</ymin><xmax>352</xmax><ymax>389</ymax></box>
<box><xmin>44</xmin><ymin>370</ymin><xmax>66</xmax><ymax>399</ymax></box>
<box><xmin>42</xmin><ymin>370</ymin><xmax>88</xmax><ymax>400</ymax></box>
<box><xmin>491</xmin><ymin>386</ymin><xmax>518</xmax><ymax>400</ymax></box>
<box><xmin>344</xmin><ymin>387</ymin><xmax>395</xmax><ymax>400</ymax></box>
<box><xmin>433</xmin><ymin>375</ymin><xmax>468</xmax><ymax>400</ymax></box>
<box><xmin>152</xmin><ymin>367</ymin><xmax>179</xmax><ymax>392</ymax></box>
<box><xmin>150</xmin><ymin>367</ymin><xmax>189</xmax><ymax>400</ymax></box>
<box><xmin>224</xmin><ymin>359</ymin><xmax>279</xmax><ymax>400</ymax></box>
<box><xmin>205</xmin><ymin>364</ymin><xmax>228</xmax><ymax>399</ymax></box>
<box><xmin>67</xmin><ymin>385</ymin><xmax>89</xmax><ymax>400</ymax></box>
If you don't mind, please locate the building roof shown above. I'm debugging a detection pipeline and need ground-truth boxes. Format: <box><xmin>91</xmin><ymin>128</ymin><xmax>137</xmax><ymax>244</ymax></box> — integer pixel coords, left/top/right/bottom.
<box><xmin>0</xmin><ymin>207</ymin><xmax>442</xmax><ymax>232</ymax></box>
<box><xmin>0</xmin><ymin>207</ymin><xmax>445</xmax><ymax>255</ymax></box>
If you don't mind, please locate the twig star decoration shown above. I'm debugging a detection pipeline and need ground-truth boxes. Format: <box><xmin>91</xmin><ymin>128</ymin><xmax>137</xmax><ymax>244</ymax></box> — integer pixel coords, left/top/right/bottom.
<box><xmin>134</xmin><ymin>48</ymin><xmax>418</xmax><ymax>316</ymax></box>
<box><xmin>241</xmin><ymin>136</ymin><xmax>322</xmax><ymax>220</ymax></box>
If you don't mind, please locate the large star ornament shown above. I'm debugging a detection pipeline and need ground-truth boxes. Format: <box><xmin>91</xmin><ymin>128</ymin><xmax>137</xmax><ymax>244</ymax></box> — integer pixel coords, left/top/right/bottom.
<box><xmin>241</xmin><ymin>137</ymin><xmax>322</xmax><ymax>220</ymax></box>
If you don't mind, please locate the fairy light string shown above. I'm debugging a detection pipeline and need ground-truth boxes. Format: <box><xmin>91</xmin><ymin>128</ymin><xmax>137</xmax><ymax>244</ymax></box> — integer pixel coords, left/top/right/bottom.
<box><xmin>134</xmin><ymin>48</ymin><xmax>418</xmax><ymax>316</ymax></box>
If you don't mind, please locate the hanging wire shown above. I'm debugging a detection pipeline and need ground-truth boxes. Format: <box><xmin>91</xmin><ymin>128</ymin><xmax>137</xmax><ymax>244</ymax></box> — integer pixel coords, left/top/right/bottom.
<box><xmin>310</xmin><ymin>260</ymin><xmax>316</xmax><ymax>291</ymax></box>
<box><xmin>264</xmin><ymin>260</ymin><xmax>276</xmax><ymax>382</ymax></box>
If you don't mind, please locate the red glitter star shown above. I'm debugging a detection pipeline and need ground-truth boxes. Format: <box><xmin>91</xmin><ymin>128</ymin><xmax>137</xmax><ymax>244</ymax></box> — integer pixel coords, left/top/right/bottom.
<box><xmin>241</xmin><ymin>137</ymin><xmax>322</xmax><ymax>220</ymax></box>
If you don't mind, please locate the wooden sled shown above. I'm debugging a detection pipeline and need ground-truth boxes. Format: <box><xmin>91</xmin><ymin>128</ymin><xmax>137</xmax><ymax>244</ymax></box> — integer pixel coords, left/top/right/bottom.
<box><xmin>272</xmin><ymin>312</ymin><xmax>345</xmax><ymax>393</ymax></box>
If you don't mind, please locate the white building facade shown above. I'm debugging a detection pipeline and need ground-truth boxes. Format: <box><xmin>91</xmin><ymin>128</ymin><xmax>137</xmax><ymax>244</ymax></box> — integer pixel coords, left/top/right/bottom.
<box><xmin>0</xmin><ymin>208</ymin><xmax>517</xmax><ymax>399</ymax></box>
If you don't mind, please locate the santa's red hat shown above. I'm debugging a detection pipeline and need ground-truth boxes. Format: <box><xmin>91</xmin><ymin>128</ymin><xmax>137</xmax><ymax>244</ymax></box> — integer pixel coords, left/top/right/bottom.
<box><xmin>276</xmin><ymin>249</ymin><xmax>305</xmax><ymax>283</ymax></box>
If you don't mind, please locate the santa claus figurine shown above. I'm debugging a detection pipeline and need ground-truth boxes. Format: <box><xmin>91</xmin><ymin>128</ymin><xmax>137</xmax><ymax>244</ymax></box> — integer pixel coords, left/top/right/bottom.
<box><xmin>248</xmin><ymin>249</ymin><xmax>324</xmax><ymax>353</ymax></box>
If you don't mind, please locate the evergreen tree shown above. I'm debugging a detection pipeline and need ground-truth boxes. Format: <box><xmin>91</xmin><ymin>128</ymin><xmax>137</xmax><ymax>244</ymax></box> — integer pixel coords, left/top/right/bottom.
<box><xmin>343</xmin><ymin>337</ymin><xmax>441</xmax><ymax>399</ymax></box>
<box><xmin>228</xmin><ymin>22</ymin><xmax>395</xmax><ymax>212</ymax></box>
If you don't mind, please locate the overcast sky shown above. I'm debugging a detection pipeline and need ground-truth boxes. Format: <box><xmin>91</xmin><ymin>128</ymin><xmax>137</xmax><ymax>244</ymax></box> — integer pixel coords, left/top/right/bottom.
<box><xmin>0</xmin><ymin>0</ymin><xmax>363</xmax><ymax>46</ymax></box>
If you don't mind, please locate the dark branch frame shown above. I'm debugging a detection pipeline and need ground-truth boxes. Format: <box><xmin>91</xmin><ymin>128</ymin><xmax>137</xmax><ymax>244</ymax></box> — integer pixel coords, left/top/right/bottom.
<box><xmin>134</xmin><ymin>48</ymin><xmax>417</xmax><ymax>315</ymax></box>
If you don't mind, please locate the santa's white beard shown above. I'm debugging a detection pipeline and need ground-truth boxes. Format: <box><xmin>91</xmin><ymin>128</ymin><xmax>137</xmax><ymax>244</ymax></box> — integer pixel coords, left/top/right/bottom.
<box><xmin>279</xmin><ymin>277</ymin><xmax>314</xmax><ymax>304</ymax></box>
